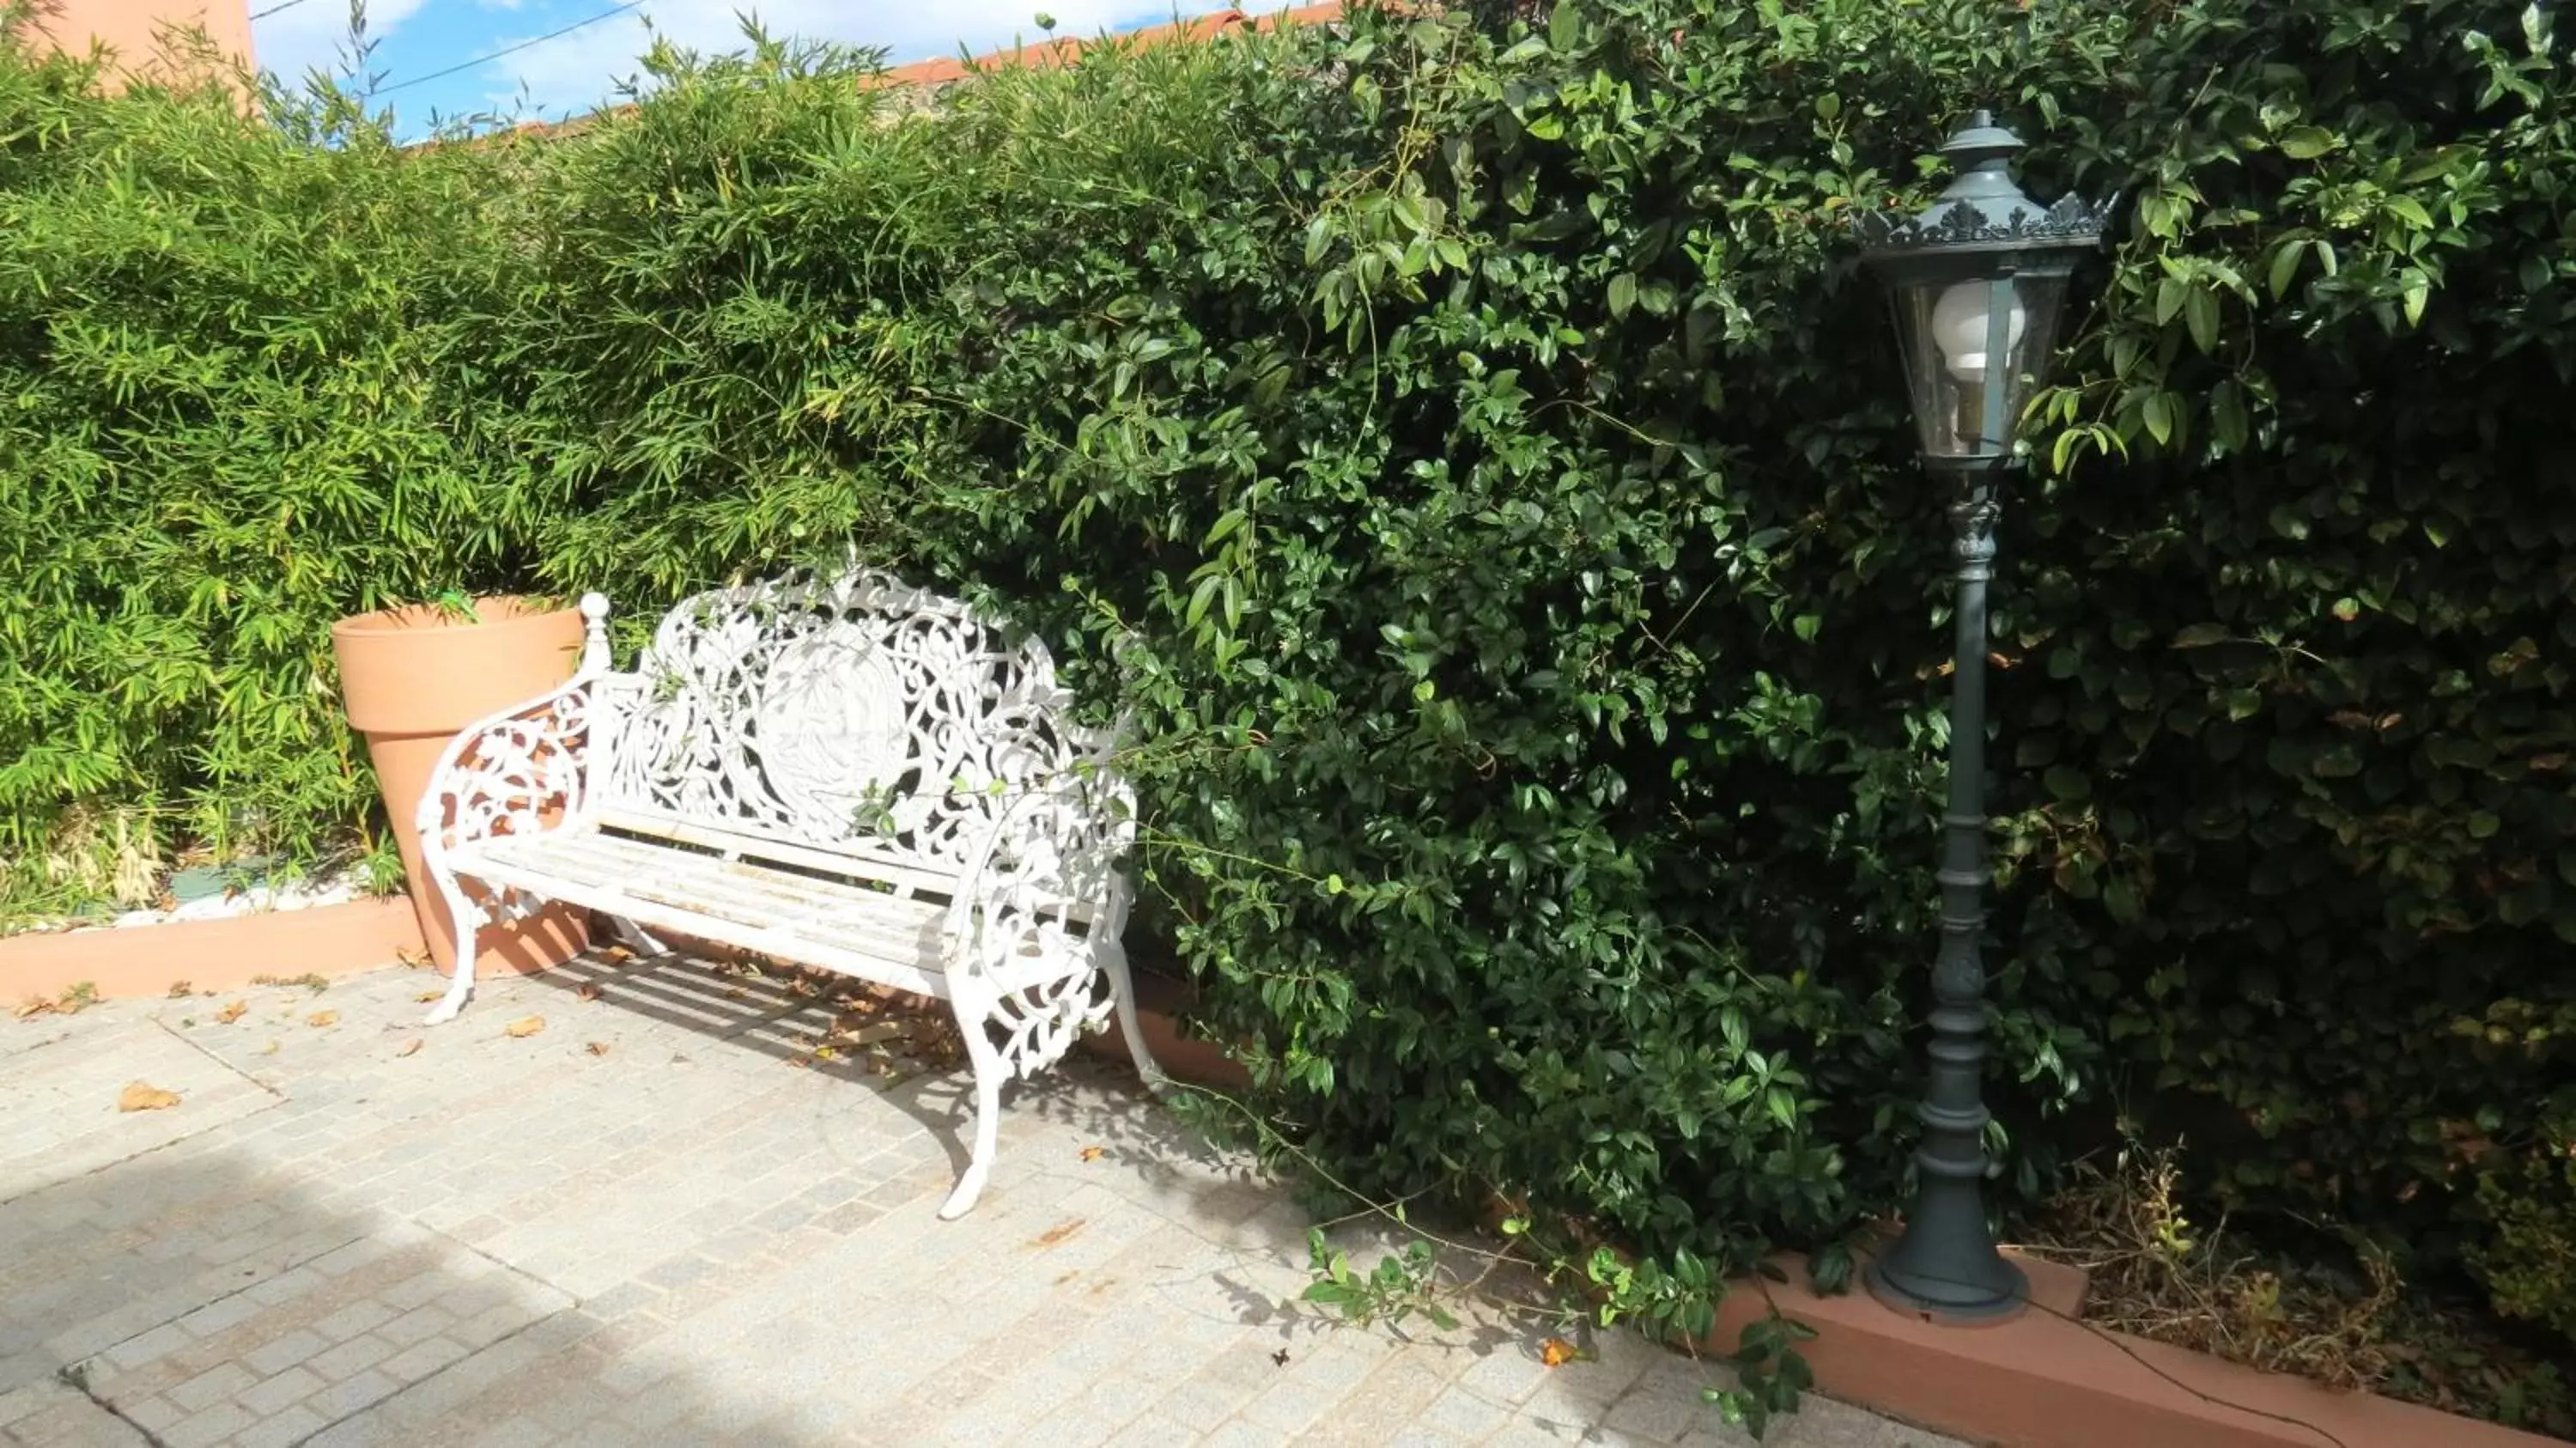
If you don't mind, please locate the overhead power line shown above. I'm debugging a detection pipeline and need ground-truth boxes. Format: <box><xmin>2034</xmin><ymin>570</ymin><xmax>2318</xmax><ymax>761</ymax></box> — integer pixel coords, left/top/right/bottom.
<box><xmin>378</xmin><ymin>0</ymin><xmax>647</xmax><ymax>96</ymax></box>
<box><xmin>248</xmin><ymin>0</ymin><xmax>316</xmax><ymax>20</ymax></box>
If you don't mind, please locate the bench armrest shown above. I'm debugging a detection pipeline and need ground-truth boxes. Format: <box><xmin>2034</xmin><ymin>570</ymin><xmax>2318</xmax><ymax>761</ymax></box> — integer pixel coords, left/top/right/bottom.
<box><xmin>417</xmin><ymin>593</ymin><xmax>617</xmax><ymax>867</ymax></box>
<box><xmin>943</xmin><ymin>768</ymin><xmax>1137</xmax><ymax>1070</ymax></box>
<box><xmin>416</xmin><ymin>677</ymin><xmax>602</xmax><ymax>866</ymax></box>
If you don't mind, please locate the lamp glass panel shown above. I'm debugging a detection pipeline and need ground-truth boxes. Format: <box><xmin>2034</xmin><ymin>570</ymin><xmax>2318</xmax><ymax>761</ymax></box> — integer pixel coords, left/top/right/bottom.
<box><xmin>1888</xmin><ymin>267</ymin><xmax>2074</xmax><ymax>462</ymax></box>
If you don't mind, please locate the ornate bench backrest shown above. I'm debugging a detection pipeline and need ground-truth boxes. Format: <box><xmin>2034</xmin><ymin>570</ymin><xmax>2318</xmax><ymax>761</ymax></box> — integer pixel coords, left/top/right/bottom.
<box><xmin>591</xmin><ymin>569</ymin><xmax>1112</xmax><ymax>884</ymax></box>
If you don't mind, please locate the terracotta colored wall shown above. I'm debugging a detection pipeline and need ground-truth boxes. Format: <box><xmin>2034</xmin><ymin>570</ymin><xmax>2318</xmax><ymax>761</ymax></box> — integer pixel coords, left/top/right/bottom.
<box><xmin>28</xmin><ymin>0</ymin><xmax>254</xmax><ymax>82</ymax></box>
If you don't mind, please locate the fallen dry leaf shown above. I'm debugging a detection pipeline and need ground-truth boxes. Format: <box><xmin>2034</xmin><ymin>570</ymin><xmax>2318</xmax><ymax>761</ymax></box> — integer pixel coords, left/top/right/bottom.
<box><xmin>1540</xmin><ymin>1338</ymin><xmax>1582</xmax><ymax>1368</ymax></box>
<box><xmin>830</xmin><ymin>1018</ymin><xmax>908</xmax><ymax>1048</ymax></box>
<box><xmin>585</xmin><ymin>1041</ymin><xmax>610</xmax><ymax>1056</ymax></box>
<box><xmin>306</xmin><ymin>1010</ymin><xmax>338</xmax><ymax>1029</ymax></box>
<box><xmin>1030</xmin><ymin>1219</ymin><xmax>1085</xmax><ymax>1249</ymax></box>
<box><xmin>602</xmin><ymin>945</ymin><xmax>635</xmax><ymax>963</ymax></box>
<box><xmin>395</xmin><ymin>1038</ymin><xmax>423</xmax><ymax>1058</ymax></box>
<box><xmin>118</xmin><ymin>1081</ymin><xmax>181</xmax><ymax>1112</ymax></box>
<box><xmin>216</xmin><ymin>1000</ymin><xmax>246</xmax><ymax>1025</ymax></box>
<box><xmin>260</xmin><ymin>1039</ymin><xmax>279</xmax><ymax>1056</ymax></box>
<box><xmin>413</xmin><ymin>991</ymin><xmax>442</xmax><ymax>1004</ymax></box>
<box><xmin>812</xmin><ymin>1045</ymin><xmax>840</xmax><ymax>1061</ymax></box>
<box><xmin>14</xmin><ymin>997</ymin><xmax>53</xmax><ymax>1020</ymax></box>
<box><xmin>577</xmin><ymin>983</ymin><xmax>601</xmax><ymax>1002</ymax></box>
<box><xmin>722</xmin><ymin>988</ymin><xmax>748</xmax><ymax>1000</ymax></box>
<box><xmin>503</xmin><ymin>1015</ymin><xmax>545</xmax><ymax>1039</ymax></box>
<box><xmin>396</xmin><ymin>946</ymin><xmax>431</xmax><ymax>970</ymax></box>
<box><xmin>785</xmin><ymin>1056</ymin><xmax>810</xmax><ymax>1069</ymax></box>
<box><xmin>1078</xmin><ymin>1146</ymin><xmax>1107</xmax><ymax>1163</ymax></box>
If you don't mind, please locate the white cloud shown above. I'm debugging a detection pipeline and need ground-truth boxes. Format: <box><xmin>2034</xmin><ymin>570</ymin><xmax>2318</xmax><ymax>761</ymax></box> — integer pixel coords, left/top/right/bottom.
<box><xmin>477</xmin><ymin>0</ymin><xmax>528</xmax><ymax>11</ymax></box>
<box><xmin>488</xmin><ymin>0</ymin><xmax>1172</xmax><ymax>118</ymax></box>
<box><xmin>252</xmin><ymin>0</ymin><xmax>438</xmax><ymax>89</ymax></box>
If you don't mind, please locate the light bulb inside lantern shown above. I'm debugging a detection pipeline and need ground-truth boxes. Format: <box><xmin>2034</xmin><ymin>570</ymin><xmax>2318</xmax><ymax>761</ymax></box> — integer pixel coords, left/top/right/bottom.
<box><xmin>1929</xmin><ymin>280</ymin><xmax>2026</xmax><ymax>383</ymax></box>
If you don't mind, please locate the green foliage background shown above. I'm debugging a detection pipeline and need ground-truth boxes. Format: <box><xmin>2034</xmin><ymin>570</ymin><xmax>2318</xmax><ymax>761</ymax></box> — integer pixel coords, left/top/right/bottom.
<box><xmin>3</xmin><ymin>0</ymin><xmax>2572</xmax><ymax>1386</ymax></box>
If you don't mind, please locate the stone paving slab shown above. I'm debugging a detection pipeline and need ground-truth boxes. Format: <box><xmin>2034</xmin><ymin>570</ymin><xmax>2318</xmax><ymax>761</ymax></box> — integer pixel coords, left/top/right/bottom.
<box><xmin>0</xmin><ymin>952</ymin><xmax>1970</xmax><ymax>1448</ymax></box>
<box><xmin>0</xmin><ymin>1015</ymin><xmax>278</xmax><ymax>1205</ymax></box>
<box><xmin>0</xmin><ymin>1378</ymin><xmax>151</xmax><ymax>1448</ymax></box>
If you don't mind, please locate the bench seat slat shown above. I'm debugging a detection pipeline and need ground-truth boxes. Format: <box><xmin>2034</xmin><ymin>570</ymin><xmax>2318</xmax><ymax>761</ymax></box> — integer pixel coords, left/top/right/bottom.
<box><xmin>460</xmin><ymin>828</ymin><xmax>951</xmax><ymax>995</ymax></box>
<box><xmin>511</xmin><ymin>828</ymin><xmax>940</xmax><ymax>939</ymax></box>
<box><xmin>589</xmin><ymin>806</ymin><xmax>969</xmax><ymax>903</ymax></box>
<box><xmin>477</xmin><ymin>830</ymin><xmax>859</xmax><ymax>932</ymax></box>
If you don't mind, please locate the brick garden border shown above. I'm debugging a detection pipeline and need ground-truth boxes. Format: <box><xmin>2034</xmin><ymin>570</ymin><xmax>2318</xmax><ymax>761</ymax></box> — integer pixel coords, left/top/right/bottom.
<box><xmin>0</xmin><ymin>896</ymin><xmax>426</xmax><ymax>1005</ymax></box>
<box><xmin>1702</xmin><ymin>1250</ymin><xmax>2557</xmax><ymax>1448</ymax></box>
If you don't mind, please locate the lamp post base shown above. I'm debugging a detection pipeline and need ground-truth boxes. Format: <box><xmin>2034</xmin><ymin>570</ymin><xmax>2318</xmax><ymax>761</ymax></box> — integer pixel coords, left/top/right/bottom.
<box><xmin>1865</xmin><ymin>1249</ymin><xmax>2030</xmax><ymax>1326</ymax></box>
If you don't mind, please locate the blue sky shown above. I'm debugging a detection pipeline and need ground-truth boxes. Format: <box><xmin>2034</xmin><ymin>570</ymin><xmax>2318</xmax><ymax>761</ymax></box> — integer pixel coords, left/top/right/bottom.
<box><xmin>248</xmin><ymin>0</ymin><xmax>1181</xmax><ymax>138</ymax></box>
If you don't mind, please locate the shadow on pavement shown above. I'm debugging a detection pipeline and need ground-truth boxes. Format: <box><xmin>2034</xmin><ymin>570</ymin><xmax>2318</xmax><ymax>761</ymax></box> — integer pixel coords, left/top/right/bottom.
<box><xmin>519</xmin><ymin>945</ymin><xmax>1264</xmax><ymax>1208</ymax></box>
<box><xmin>0</xmin><ymin>1054</ymin><xmax>855</xmax><ymax>1445</ymax></box>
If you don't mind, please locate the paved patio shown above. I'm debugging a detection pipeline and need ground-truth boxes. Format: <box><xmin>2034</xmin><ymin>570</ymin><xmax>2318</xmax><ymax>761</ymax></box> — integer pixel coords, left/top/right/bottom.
<box><xmin>0</xmin><ymin>950</ymin><xmax>1965</xmax><ymax>1448</ymax></box>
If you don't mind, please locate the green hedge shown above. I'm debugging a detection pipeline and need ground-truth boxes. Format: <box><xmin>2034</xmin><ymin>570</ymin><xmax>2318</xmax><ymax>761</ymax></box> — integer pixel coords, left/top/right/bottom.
<box><xmin>0</xmin><ymin>27</ymin><xmax>551</xmax><ymax>893</ymax></box>
<box><xmin>3</xmin><ymin>0</ymin><xmax>2573</xmax><ymax>1380</ymax></box>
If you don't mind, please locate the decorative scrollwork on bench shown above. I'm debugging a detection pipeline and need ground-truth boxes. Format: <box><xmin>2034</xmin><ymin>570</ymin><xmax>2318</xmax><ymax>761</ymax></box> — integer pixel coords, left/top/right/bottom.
<box><xmin>419</xmin><ymin>682</ymin><xmax>592</xmax><ymax>926</ymax></box>
<box><xmin>949</xmin><ymin>769</ymin><xmax>1137</xmax><ymax>1080</ymax></box>
<box><xmin>594</xmin><ymin>569</ymin><xmax>1100</xmax><ymax>871</ymax></box>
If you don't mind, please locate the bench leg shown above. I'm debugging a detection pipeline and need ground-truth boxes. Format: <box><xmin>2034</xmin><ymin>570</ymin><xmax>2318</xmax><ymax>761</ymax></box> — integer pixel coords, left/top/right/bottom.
<box><xmin>603</xmin><ymin>916</ymin><xmax>671</xmax><ymax>958</ymax></box>
<box><xmin>939</xmin><ymin>998</ymin><xmax>1005</xmax><ymax>1220</ymax></box>
<box><xmin>1100</xmin><ymin>940</ymin><xmax>1168</xmax><ymax>1096</ymax></box>
<box><xmin>423</xmin><ymin>873</ymin><xmax>483</xmax><ymax>1027</ymax></box>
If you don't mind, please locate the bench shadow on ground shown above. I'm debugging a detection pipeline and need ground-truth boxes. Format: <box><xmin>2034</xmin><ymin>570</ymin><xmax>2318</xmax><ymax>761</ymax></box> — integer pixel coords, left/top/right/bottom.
<box><xmin>518</xmin><ymin>945</ymin><xmax>1535</xmax><ymax>1358</ymax></box>
<box><xmin>518</xmin><ymin>944</ymin><xmax>1275</xmax><ymax>1220</ymax></box>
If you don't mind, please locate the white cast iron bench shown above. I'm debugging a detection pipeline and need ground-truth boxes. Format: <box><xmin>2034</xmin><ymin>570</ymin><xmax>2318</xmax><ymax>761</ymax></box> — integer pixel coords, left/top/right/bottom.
<box><xmin>414</xmin><ymin>568</ymin><xmax>1163</xmax><ymax>1218</ymax></box>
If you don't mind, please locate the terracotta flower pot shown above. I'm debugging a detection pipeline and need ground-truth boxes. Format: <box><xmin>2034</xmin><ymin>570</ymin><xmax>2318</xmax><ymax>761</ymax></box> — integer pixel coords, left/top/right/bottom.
<box><xmin>331</xmin><ymin>596</ymin><xmax>590</xmax><ymax>976</ymax></box>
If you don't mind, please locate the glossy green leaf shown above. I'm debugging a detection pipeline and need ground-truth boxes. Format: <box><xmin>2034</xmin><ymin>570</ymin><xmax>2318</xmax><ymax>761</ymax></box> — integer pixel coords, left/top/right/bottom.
<box><xmin>1608</xmin><ymin>272</ymin><xmax>1638</xmax><ymax>320</ymax></box>
<box><xmin>2278</xmin><ymin>125</ymin><xmax>2339</xmax><ymax>158</ymax></box>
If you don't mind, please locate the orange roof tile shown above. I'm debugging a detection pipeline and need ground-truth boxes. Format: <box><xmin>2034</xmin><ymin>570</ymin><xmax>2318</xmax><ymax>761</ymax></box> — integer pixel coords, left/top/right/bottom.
<box><xmin>451</xmin><ymin>3</ymin><xmax>1352</xmax><ymax>147</ymax></box>
<box><xmin>873</xmin><ymin>3</ymin><xmax>1347</xmax><ymax>89</ymax></box>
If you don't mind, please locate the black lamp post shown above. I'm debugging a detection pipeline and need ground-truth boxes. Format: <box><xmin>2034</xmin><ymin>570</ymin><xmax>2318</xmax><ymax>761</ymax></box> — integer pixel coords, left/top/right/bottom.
<box><xmin>1855</xmin><ymin>112</ymin><xmax>2111</xmax><ymax>1322</ymax></box>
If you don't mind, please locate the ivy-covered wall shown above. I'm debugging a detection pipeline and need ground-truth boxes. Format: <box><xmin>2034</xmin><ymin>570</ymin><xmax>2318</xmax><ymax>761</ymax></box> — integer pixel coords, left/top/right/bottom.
<box><xmin>1</xmin><ymin>0</ymin><xmax>2569</xmax><ymax>1360</ymax></box>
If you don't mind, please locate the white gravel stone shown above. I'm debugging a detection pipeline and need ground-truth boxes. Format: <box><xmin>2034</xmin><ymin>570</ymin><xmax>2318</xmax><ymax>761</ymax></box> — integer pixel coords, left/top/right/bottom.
<box><xmin>28</xmin><ymin>867</ymin><xmax>380</xmax><ymax>939</ymax></box>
